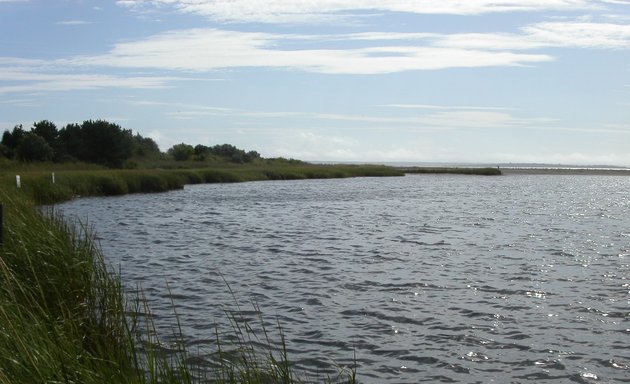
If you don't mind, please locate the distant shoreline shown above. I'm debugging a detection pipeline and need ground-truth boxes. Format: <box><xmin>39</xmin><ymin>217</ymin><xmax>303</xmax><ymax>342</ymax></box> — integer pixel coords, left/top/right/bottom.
<box><xmin>500</xmin><ymin>167</ymin><xmax>630</xmax><ymax>176</ymax></box>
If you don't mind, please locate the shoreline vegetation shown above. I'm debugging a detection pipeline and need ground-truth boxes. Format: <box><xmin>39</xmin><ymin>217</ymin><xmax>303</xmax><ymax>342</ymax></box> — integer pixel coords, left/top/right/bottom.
<box><xmin>0</xmin><ymin>163</ymin><xmax>504</xmax><ymax>206</ymax></box>
<box><xmin>1</xmin><ymin>163</ymin><xmax>404</xmax><ymax>205</ymax></box>
<box><xmin>0</xmin><ymin>119</ymin><xmax>503</xmax><ymax>205</ymax></box>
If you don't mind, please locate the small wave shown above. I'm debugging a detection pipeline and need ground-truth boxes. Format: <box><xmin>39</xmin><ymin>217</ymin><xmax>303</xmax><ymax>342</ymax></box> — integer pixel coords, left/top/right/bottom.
<box><xmin>396</xmin><ymin>236</ymin><xmax>451</xmax><ymax>246</ymax></box>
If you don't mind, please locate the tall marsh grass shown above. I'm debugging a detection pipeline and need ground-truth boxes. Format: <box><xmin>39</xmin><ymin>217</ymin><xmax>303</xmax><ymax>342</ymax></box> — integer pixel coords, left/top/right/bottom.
<box><xmin>0</xmin><ymin>164</ymin><xmax>404</xmax><ymax>204</ymax></box>
<box><xmin>0</xmin><ymin>188</ymin><xmax>142</xmax><ymax>383</ymax></box>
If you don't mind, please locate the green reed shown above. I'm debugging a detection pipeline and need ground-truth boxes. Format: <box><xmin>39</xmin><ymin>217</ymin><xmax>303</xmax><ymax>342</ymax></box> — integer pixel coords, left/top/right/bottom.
<box><xmin>0</xmin><ymin>188</ymin><xmax>142</xmax><ymax>383</ymax></box>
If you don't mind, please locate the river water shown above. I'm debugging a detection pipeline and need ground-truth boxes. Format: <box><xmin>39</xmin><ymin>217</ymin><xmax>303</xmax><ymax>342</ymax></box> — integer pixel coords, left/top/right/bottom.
<box><xmin>58</xmin><ymin>174</ymin><xmax>630</xmax><ymax>383</ymax></box>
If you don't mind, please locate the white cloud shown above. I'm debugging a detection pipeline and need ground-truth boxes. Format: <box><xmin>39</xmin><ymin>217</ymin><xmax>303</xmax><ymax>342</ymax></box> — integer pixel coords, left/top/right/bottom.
<box><xmin>0</xmin><ymin>69</ymin><xmax>179</xmax><ymax>93</ymax></box>
<box><xmin>381</xmin><ymin>104</ymin><xmax>514</xmax><ymax>111</ymax></box>
<box><xmin>129</xmin><ymin>99</ymin><xmax>558</xmax><ymax>131</ymax></box>
<box><xmin>2</xmin><ymin>18</ymin><xmax>627</xmax><ymax>93</ymax></box>
<box><xmin>305</xmin><ymin>110</ymin><xmax>537</xmax><ymax>128</ymax></box>
<box><xmin>267</xmin><ymin>132</ymin><xmax>467</xmax><ymax>162</ymax></box>
<box><xmin>117</xmin><ymin>0</ymin><xmax>599</xmax><ymax>23</ymax></box>
<box><xmin>0</xmin><ymin>97</ymin><xmax>39</xmax><ymax>107</ymax></box>
<box><xmin>524</xmin><ymin>21</ymin><xmax>630</xmax><ymax>48</ymax></box>
<box><xmin>0</xmin><ymin>57</ymin><xmax>48</xmax><ymax>66</ymax></box>
<box><xmin>414</xmin><ymin>110</ymin><xmax>518</xmax><ymax>128</ymax></box>
<box><xmin>436</xmin><ymin>21</ymin><xmax>630</xmax><ymax>50</ymax></box>
<box><xmin>64</xmin><ymin>28</ymin><xmax>552</xmax><ymax>74</ymax></box>
<box><xmin>602</xmin><ymin>13</ymin><xmax>630</xmax><ymax>21</ymax></box>
<box><xmin>54</xmin><ymin>17</ymin><xmax>630</xmax><ymax>76</ymax></box>
<box><xmin>436</xmin><ymin>33</ymin><xmax>545</xmax><ymax>51</ymax></box>
<box><xmin>599</xmin><ymin>0</ymin><xmax>630</xmax><ymax>5</ymax></box>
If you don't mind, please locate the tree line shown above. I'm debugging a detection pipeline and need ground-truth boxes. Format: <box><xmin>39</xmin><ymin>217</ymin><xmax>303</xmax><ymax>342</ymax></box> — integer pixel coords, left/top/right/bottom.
<box><xmin>167</xmin><ymin>143</ymin><xmax>260</xmax><ymax>163</ymax></box>
<box><xmin>1</xmin><ymin>120</ymin><xmax>261</xmax><ymax>168</ymax></box>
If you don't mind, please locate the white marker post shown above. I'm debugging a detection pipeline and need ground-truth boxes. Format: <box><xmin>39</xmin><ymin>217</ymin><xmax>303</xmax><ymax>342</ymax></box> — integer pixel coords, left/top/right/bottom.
<box><xmin>52</xmin><ymin>172</ymin><xmax>55</xmax><ymax>184</ymax></box>
<box><xmin>16</xmin><ymin>175</ymin><xmax>21</xmax><ymax>188</ymax></box>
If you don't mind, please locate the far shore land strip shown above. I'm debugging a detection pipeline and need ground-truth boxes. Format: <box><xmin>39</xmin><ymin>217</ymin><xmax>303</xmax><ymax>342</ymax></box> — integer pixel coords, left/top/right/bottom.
<box><xmin>498</xmin><ymin>167</ymin><xmax>630</xmax><ymax>176</ymax></box>
<box><xmin>397</xmin><ymin>165</ymin><xmax>630</xmax><ymax>176</ymax></box>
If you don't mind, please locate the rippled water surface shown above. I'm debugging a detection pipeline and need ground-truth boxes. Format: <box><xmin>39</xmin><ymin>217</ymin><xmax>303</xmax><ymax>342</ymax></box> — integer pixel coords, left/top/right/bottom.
<box><xmin>58</xmin><ymin>175</ymin><xmax>630</xmax><ymax>383</ymax></box>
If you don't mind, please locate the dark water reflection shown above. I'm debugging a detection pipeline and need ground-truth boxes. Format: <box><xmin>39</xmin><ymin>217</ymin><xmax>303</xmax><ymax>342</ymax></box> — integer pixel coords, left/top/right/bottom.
<box><xmin>59</xmin><ymin>175</ymin><xmax>630</xmax><ymax>383</ymax></box>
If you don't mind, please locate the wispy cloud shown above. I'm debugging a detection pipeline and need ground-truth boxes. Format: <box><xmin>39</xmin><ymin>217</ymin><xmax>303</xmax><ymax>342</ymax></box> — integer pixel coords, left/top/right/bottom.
<box><xmin>56</xmin><ymin>20</ymin><xmax>94</xmax><ymax>26</ymax></box>
<box><xmin>0</xmin><ymin>97</ymin><xmax>39</xmax><ymax>107</ymax></box>
<box><xmin>0</xmin><ymin>68</ymin><xmax>180</xmax><ymax>93</ymax></box>
<box><xmin>62</xmin><ymin>28</ymin><xmax>552</xmax><ymax>74</ymax></box>
<box><xmin>599</xmin><ymin>0</ymin><xmax>630</xmax><ymax>5</ymax></box>
<box><xmin>129</xmin><ymin>99</ymin><xmax>564</xmax><ymax>131</ymax></box>
<box><xmin>434</xmin><ymin>21</ymin><xmax>630</xmax><ymax>50</ymax></box>
<box><xmin>117</xmin><ymin>0</ymin><xmax>601</xmax><ymax>23</ymax></box>
<box><xmin>380</xmin><ymin>104</ymin><xmax>514</xmax><ymax>111</ymax></box>
<box><xmin>523</xmin><ymin>21</ymin><xmax>630</xmax><ymax>48</ymax></box>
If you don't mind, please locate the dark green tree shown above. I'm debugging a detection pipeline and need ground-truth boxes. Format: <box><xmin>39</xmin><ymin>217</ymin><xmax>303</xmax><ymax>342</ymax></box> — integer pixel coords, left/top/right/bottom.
<box><xmin>193</xmin><ymin>144</ymin><xmax>210</xmax><ymax>161</ymax></box>
<box><xmin>56</xmin><ymin>123</ymin><xmax>83</xmax><ymax>162</ymax></box>
<box><xmin>78</xmin><ymin>120</ymin><xmax>134</xmax><ymax>168</ymax></box>
<box><xmin>168</xmin><ymin>143</ymin><xmax>194</xmax><ymax>161</ymax></box>
<box><xmin>245</xmin><ymin>150</ymin><xmax>261</xmax><ymax>162</ymax></box>
<box><xmin>31</xmin><ymin>120</ymin><xmax>58</xmax><ymax>145</ymax></box>
<box><xmin>16</xmin><ymin>133</ymin><xmax>54</xmax><ymax>161</ymax></box>
<box><xmin>132</xmin><ymin>133</ymin><xmax>161</xmax><ymax>157</ymax></box>
<box><xmin>1</xmin><ymin>125</ymin><xmax>26</xmax><ymax>151</ymax></box>
<box><xmin>1</xmin><ymin>130</ymin><xmax>11</xmax><ymax>149</ymax></box>
<box><xmin>209</xmin><ymin>143</ymin><xmax>246</xmax><ymax>163</ymax></box>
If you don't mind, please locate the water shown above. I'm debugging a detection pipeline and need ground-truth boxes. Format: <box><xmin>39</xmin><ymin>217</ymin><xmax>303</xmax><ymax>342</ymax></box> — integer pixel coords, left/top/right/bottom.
<box><xmin>58</xmin><ymin>174</ymin><xmax>630</xmax><ymax>383</ymax></box>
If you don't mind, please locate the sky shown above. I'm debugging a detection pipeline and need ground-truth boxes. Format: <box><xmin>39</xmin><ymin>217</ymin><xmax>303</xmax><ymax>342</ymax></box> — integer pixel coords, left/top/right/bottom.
<box><xmin>1</xmin><ymin>1</ymin><xmax>629</xmax><ymax>165</ymax></box>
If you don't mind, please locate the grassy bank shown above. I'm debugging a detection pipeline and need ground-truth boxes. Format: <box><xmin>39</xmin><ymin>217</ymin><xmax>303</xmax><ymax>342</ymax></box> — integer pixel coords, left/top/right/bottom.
<box><xmin>0</xmin><ymin>163</ymin><xmax>404</xmax><ymax>204</ymax></box>
<box><xmin>0</xmin><ymin>163</ymin><xmax>505</xmax><ymax>206</ymax></box>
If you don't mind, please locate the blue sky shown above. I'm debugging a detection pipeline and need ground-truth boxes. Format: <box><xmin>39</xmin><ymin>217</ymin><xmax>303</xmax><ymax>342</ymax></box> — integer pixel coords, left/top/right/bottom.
<box><xmin>1</xmin><ymin>0</ymin><xmax>629</xmax><ymax>165</ymax></box>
